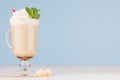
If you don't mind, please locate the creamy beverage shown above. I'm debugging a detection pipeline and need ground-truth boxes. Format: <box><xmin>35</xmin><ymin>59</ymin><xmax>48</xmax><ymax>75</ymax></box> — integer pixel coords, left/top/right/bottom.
<box><xmin>10</xmin><ymin>9</ymin><xmax>39</xmax><ymax>60</ymax></box>
<box><xmin>11</xmin><ymin>23</ymin><xmax>38</xmax><ymax>60</ymax></box>
<box><xmin>6</xmin><ymin>7</ymin><xmax>40</xmax><ymax>76</ymax></box>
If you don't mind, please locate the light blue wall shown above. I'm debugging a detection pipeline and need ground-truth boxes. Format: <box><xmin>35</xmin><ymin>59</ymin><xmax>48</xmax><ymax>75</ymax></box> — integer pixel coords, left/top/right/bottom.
<box><xmin>0</xmin><ymin>0</ymin><xmax>120</xmax><ymax>64</ymax></box>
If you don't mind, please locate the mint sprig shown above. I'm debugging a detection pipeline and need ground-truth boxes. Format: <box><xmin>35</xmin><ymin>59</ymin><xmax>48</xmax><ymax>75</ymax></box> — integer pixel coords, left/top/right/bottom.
<box><xmin>25</xmin><ymin>7</ymin><xmax>40</xmax><ymax>19</ymax></box>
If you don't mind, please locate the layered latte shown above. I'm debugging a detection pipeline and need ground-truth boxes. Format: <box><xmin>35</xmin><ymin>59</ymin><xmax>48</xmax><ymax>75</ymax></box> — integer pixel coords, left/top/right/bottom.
<box><xmin>10</xmin><ymin>9</ymin><xmax>39</xmax><ymax>60</ymax></box>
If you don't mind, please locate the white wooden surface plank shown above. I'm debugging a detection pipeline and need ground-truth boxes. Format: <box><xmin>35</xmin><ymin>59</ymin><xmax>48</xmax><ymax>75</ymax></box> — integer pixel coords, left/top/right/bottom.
<box><xmin>0</xmin><ymin>65</ymin><xmax>120</xmax><ymax>80</ymax></box>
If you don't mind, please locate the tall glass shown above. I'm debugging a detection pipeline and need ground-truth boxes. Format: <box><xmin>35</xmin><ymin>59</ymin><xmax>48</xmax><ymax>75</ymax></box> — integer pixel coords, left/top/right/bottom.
<box><xmin>6</xmin><ymin>21</ymin><xmax>39</xmax><ymax>76</ymax></box>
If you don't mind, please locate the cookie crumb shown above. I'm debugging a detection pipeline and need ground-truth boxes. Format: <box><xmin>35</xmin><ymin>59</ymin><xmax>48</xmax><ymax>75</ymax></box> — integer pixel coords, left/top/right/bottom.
<box><xmin>36</xmin><ymin>68</ymin><xmax>52</xmax><ymax>76</ymax></box>
<box><xmin>45</xmin><ymin>68</ymin><xmax>52</xmax><ymax>76</ymax></box>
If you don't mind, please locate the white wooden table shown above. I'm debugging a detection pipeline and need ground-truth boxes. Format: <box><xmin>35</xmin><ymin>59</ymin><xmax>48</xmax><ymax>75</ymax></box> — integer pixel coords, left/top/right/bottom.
<box><xmin>0</xmin><ymin>65</ymin><xmax>120</xmax><ymax>80</ymax></box>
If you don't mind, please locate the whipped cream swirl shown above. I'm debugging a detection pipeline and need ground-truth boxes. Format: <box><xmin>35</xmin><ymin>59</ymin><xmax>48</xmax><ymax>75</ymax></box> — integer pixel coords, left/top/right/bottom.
<box><xmin>10</xmin><ymin>8</ymin><xmax>39</xmax><ymax>25</ymax></box>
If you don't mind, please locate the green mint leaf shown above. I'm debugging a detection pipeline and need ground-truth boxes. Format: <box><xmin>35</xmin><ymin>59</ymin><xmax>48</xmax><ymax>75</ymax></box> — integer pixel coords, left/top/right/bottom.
<box><xmin>25</xmin><ymin>7</ymin><xmax>32</xmax><ymax>16</ymax></box>
<box><xmin>25</xmin><ymin>7</ymin><xmax>40</xmax><ymax>19</ymax></box>
<box><xmin>32</xmin><ymin>8</ymin><xmax>40</xmax><ymax>11</ymax></box>
<box><xmin>31</xmin><ymin>7</ymin><xmax>38</xmax><ymax>13</ymax></box>
<box><xmin>34</xmin><ymin>14</ymin><xmax>40</xmax><ymax>19</ymax></box>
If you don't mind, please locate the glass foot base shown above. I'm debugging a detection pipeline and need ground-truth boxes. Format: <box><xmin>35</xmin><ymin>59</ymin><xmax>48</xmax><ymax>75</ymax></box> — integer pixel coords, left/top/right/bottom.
<box><xmin>5</xmin><ymin>60</ymin><xmax>37</xmax><ymax>77</ymax></box>
<box><xmin>7</xmin><ymin>69</ymin><xmax>35</xmax><ymax>77</ymax></box>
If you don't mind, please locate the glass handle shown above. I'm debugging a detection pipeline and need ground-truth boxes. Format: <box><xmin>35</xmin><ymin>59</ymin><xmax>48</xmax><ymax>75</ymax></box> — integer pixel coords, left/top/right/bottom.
<box><xmin>6</xmin><ymin>29</ymin><xmax>12</xmax><ymax>48</ymax></box>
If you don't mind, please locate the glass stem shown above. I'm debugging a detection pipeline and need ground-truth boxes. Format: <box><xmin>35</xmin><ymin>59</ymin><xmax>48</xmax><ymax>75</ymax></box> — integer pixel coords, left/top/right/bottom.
<box><xmin>19</xmin><ymin>59</ymin><xmax>31</xmax><ymax>71</ymax></box>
